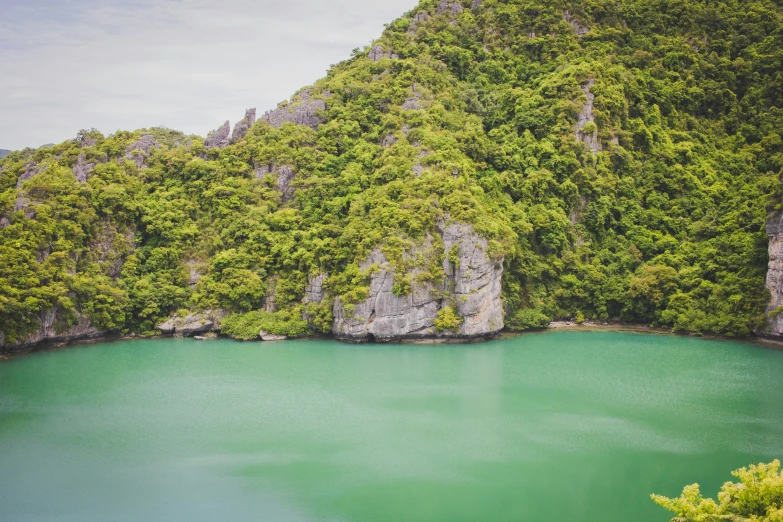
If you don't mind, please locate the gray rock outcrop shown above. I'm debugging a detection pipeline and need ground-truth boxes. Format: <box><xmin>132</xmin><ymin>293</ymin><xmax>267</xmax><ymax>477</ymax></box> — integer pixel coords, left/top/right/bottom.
<box><xmin>305</xmin><ymin>273</ymin><xmax>327</xmax><ymax>304</ymax></box>
<box><xmin>407</xmin><ymin>11</ymin><xmax>431</xmax><ymax>35</ymax></box>
<box><xmin>332</xmin><ymin>222</ymin><xmax>504</xmax><ymax>342</ymax></box>
<box><xmin>764</xmin><ymin>212</ymin><xmax>783</xmax><ymax>338</ymax></box>
<box><xmin>0</xmin><ymin>308</ymin><xmax>103</xmax><ymax>355</ymax></box>
<box><xmin>255</xmin><ymin>164</ymin><xmax>296</xmax><ymax>202</ymax></box>
<box><xmin>564</xmin><ymin>10</ymin><xmax>589</xmax><ymax>37</ymax></box>
<box><xmin>381</xmin><ymin>133</ymin><xmax>398</xmax><ymax>147</ymax></box>
<box><xmin>302</xmin><ymin>273</ymin><xmax>328</xmax><ymax>325</ymax></box>
<box><xmin>402</xmin><ymin>85</ymin><xmax>423</xmax><ymax>111</ymax></box>
<box><xmin>368</xmin><ymin>46</ymin><xmax>399</xmax><ymax>61</ymax></box>
<box><xmin>259</xmin><ymin>330</ymin><xmax>287</xmax><ymax>341</ymax></box>
<box><xmin>13</xmin><ymin>195</ymin><xmax>37</xmax><ymax>220</ymax></box>
<box><xmin>205</xmin><ymin>121</ymin><xmax>231</xmax><ymax>149</ymax></box>
<box><xmin>157</xmin><ymin>310</ymin><xmax>227</xmax><ymax>337</ymax></box>
<box><xmin>12</xmin><ymin>161</ymin><xmax>46</xmax><ymax>217</ymax></box>
<box><xmin>125</xmin><ymin>134</ymin><xmax>157</xmax><ymax>167</ymax></box>
<box><xmin>185</xmin><ymin>259</ymin><xmax>204</xmax><ymax>287</ymax></box>
<box><xmin>80</xmin><ymin>137</ymin><xmax>98</xmax><ymax>148</ymax></box>
<box><xmin>89</xmin><ymin>222</ymin><xmax>136</xmax><ymax>278</ymax></box>
<box><xmin>437</xmin><ymin>0</ymin><xmax>463</xmax><ymax>17</ymax></box>
<box><xmin>575</xmin><ymin>79</ymin><xmax>601</xmax><ymax>155</ymax></box>
<box><xmin>264</xmin><ymin>277</ymin><xmax>279</xmax><ymax>313</ymax></box>
<box><xmin>232</xmin><ymin>108</ymin><xmax>257</xmax><ymax>141</ymax></box>
<box><xmin>412</xmin><ymin>149</ymin><xmax>431</xmax><ymax>176</ymax></box>
<box><xmin>73</xmin><ymin>155</ymin><xmax>95</xmax><ymax>183</ymax></box>
<box><xmin>16</xmin><ymin>162</ymin><xmax>44</xmax><ymax>189</ymax></box>
<box><xmin>261</xmin><ymin>90</ymin><xmax>326</xmax><ymax>130</ymax></box>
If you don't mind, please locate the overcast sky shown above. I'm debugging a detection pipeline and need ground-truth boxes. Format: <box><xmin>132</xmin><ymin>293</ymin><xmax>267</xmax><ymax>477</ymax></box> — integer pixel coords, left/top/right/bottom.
<box><xmin>0</xmin><ymin>0</ymin><xmax>418</xmax><ymax>150</ymax></box>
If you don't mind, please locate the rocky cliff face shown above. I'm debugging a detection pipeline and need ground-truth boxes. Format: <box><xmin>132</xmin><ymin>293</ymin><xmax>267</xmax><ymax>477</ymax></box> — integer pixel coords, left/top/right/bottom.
<box><xmin>332</xmin><ymin>222</ymin><xmax>504</xmax><ymax>342</ymax></box>
<box><xmin>575</xmin><ymin>79</ymin><xmax>601</xmax><ymax>155</ymax></box>
<box><xmin>232</xmin><ymin>108</ymin><xmax>257</xmax><ymax>141</ymax></box>
<box><xmin>305</xmin><ymin>274</ymin><xmax>327</xmax><ymax>304</ymax></box>
<box><xmin>564</xmin><ymin>10</ymin><xmax>589</xmax><ymax>37</ymax></box>
<box><xmin>437</xmin><ymin>0</ymin><xmax>463</xmax><ymax>17</ymax></box>
<box><xmin>368</xmin><ymin>46</ymin><xmax>398</xmax><ymax>61</ymax></box>
<box><xmin>125</xmin><ymin>134</ymin><xmax>157</xmax><ymax>167</ymax></box>
<box><xmin>0</xmin><ymin>308</ymin><xmax>103</xmax><ymax>355</ymax></box>
<box><xmin>157</xmin><ymin>310</ymin><xmax>228</xmax><ymax>337</ymax></box>
<box><xmin>72</xmin><ymin>155</ymin><xmax>95</xmax><ymax>182</ymax></box>
<box><xmin>254</xmin><ymin>164</ymin><xmax>296</xmax><ymax>202</ymax></box>
<box><xmin>205</xmin><ymin>121</ymin><xmax>231</xmax><ymax>149</ymax></box>
<box><xmin>0</xmin><ymin>219</ymin><xmax>137</xmax><ymax>353</ymax></box>
<box><xmin>764</xmin><ymin>211</ymin><xmax>783</xmax><ymax>338</ymax></box>
<box><xmin>261</xmin><ymin>90</ymin><xmax>326</xmax><ymax>129</ymax></box>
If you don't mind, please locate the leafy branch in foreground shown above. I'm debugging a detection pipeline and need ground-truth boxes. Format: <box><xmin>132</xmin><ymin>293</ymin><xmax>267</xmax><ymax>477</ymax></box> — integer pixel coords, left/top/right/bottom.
<box><xmin>651</xmin><ymin>460</ymin><xmax>783</xmax><ymax>522</ymax></box>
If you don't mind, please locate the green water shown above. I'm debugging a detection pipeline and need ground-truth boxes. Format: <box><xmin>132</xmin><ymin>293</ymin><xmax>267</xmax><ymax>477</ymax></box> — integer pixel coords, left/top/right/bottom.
<box><xmin>1</xmin><ymin>331</ymin><xmax>781</xmax><ymax>521</ymax></box>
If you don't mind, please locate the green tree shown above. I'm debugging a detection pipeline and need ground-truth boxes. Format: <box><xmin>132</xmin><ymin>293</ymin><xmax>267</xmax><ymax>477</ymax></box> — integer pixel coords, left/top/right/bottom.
<box><xmin>652</xmin><ymin>460</ymin><xmax>783</xmax><ymax>522</ymax></box>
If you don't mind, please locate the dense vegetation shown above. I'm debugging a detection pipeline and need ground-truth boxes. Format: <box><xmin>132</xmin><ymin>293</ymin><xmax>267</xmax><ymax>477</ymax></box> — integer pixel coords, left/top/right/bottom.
<box><xmin>1</xmin><ymin>0</ymin><xmax>782</xmax><ymax>344</ymax></box>
<box><xmin>652</xmin><ymin>460</ymin><xmax>783</xmax><ymax>521</ymax></box>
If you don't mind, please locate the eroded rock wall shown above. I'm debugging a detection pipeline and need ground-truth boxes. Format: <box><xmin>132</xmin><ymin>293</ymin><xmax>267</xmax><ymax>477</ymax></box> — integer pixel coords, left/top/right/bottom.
<box><xmin>125</xmin><ymin>134</ymin><xmax>157</xmax><ymax>167</ymax></box>
<box><xmin>205</xmin><ymin>121</ymin><xmax>231</xmax><ymax>149</ymax></box>
<box><xmin>576</xmin><ymin>79</ymin><xmax>602</xmax><ymax>155</ymax></box>
<box><xmin>261</xmin><ymin>90</ymin><xmax>326</xmax><ymax>129</ymax></box>
<box><xmin>332</xmin><ymin>222</ymin><xmax>504</xmax><ymax>342</ymax></box>
<box><xmin>0</xmin><ymin>309</ymin><xmax>103</xmax><ymax>355</ymax></box>
<box><xmin>232</xmin><ymin>108</ymin><xmax>257</xmax><ymax>141</ymax></box>
<box><xmin>157</xmin><ymin>310</ymin><xmax>228</xmax><ymax>337</ymax></box>
<box><xmin>255</xmin><ymin>164</ymin><xmax>296</xmax><ymax>202</ymax></box>
<box><xmin>764</xmin><ymin>212</ymin><xmax>783</xmax><ymax>338</ymax></box>
<box><xmin>305</xmin><ymin>274</ymin><xmax>327</xmax><ymax>304</ymax></box>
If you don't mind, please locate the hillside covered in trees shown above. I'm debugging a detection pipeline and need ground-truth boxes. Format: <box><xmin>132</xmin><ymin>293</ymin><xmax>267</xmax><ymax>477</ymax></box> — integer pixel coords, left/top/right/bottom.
<box><xmin>1</xmin><ymin>0</ymin><xmax>782</xmax><ymax>348</ymax></box>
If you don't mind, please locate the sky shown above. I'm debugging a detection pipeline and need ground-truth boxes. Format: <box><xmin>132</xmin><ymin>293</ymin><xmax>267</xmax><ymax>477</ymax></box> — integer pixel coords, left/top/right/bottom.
<box><xmin>0</xmin><ymin>0</ymin><xmax>419</xmax><ymax>150</ymax></box>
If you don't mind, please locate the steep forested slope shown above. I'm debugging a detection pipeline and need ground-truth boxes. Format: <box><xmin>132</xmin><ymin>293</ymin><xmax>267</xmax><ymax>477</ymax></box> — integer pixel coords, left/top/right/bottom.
<box><xmin>1</xmin><ymin>0</ymin><xmax>782</xmax><ymax>349</ymax></box>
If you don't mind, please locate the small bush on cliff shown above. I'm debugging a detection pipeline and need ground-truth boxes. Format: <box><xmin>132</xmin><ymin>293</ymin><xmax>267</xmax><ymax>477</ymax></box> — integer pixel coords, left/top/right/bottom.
<box><xmin>221</xmin><ymin>310</ymin><xmax>310</xmax><ymax>340</ymax></box>
<box><xmin>507</xmin><ymin>309</ymin><xmax>551</xmax><ymax>331</ymax></box>
<box><xmin>651</xmin><ymin>460</ymin><xmax>783</xmax><ymax>522</ymax></box>
<box><xmin>434</xmin><ymin>306</ymin><xmax>463</xmax><ymax>332</ymax></box>
<box><xmin>304</xmin><ymin>301</ymin><xmax>334</xmax><ymax>334</ymax></box>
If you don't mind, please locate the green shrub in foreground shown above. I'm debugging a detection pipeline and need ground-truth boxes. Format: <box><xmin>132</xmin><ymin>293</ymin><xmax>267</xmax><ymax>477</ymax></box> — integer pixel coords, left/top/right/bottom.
<box><xmin>652</xmin><ymin>460</ymin><xmax>783</xmax><ymax>521</ymax></box>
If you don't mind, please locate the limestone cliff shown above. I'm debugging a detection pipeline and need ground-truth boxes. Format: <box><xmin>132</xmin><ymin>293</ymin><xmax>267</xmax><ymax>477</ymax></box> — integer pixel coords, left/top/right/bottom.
<box><xmin>0</xmin><ymin>220</ymin><xmax>136</xmax><ymax>354</ymax></box>
<box><xmin>125</xmin><ymin>134</ymin><xmax>157</xmax><ymax>167</ymax></box>
<box><xmin>205</xmin><ymin>121</ymin><xmax>231</xmax><ymax>149</ymax></box>
<box><xmin>0</xmin><ymin>308</ymin><xmax>103</xmax><ymax>355</ymax></box>
<box><xmin>254</xmin><ymin>164</ymin><xmax>296</xmax><ymax>202</ymax></box>
<box><xmin>231</xmin><ymin>108</ymin><xmax>257</xmax><ymax>141</ymax></box>
<box><xmin>575</xmin><ymin>79</ymin><xmax>601</xmax><ymax>155</ymax></box>
<box><xmin>764</xmin><ymin>211</ymin><xmax>783</xmax><ymax>338</ymax></box>
<box><xmin>261</xmin><ymin>90</ymin><xmax>326</xmax><ymax>129</ymax></box>
<box><xmin>157</xmin><ymin>310</ymin><xmax>228</xmax><ymax>337</ymax></box>
<box><xmin>332</xmin><ymin>223</ymin><xmax>504</xmax><ymax>342</ymax></box>
<box><xmin>368</xmin><ymin>46</ymin><xmax>398</xmax><ymax>61</ymax></box>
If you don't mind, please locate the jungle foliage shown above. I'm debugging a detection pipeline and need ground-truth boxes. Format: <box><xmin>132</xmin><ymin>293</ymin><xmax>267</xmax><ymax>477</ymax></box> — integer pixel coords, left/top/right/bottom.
<box><xmin>1</xmin><ymin>0</ymin><xmax>782</xmax><ymax>343</ymax></box>
<box><xmin>652</xmin><ymin>460</ymin><xmax>783</xmax><ymax>521</ymax></box>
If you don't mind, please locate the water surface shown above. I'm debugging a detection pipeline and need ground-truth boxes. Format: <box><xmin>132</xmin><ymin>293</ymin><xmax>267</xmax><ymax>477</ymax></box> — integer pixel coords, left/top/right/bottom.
<box><xmin>1</xmin><ymin>331</ymin><xmax>782</xmax><ymax>521</ymax></box>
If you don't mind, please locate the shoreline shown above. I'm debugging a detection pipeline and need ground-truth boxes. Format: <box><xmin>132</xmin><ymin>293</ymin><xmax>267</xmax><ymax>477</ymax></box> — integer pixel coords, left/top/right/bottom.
<box><xmin>511</xmin><ymin>321</ymin><xmax>783</xmax><ymax>349</ymax></box>
<box><xmin>3</xmin><ymin>322</ymin><xmax>782</xmax><ymax>359</ymax></box>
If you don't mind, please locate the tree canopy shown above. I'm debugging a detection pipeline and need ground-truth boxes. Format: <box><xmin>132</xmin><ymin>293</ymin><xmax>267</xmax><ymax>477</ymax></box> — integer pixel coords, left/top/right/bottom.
<box><xmin>1</xmin><ymin>0</ymin><xmax>782</xmax><ymax>343</ymax></box>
